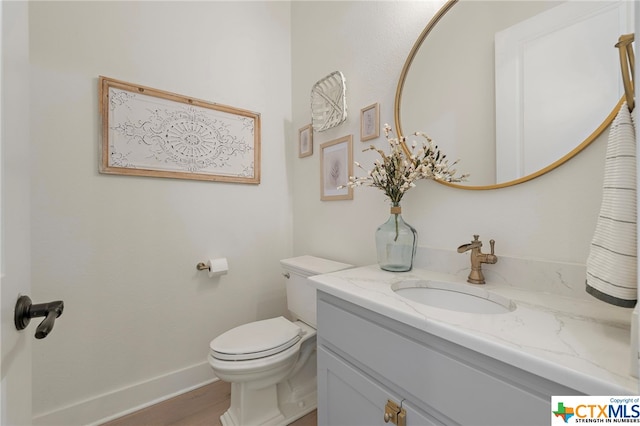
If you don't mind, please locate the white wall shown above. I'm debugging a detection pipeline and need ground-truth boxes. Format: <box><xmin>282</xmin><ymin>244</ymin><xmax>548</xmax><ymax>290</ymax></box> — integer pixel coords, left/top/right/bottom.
<box><xmin>291</xmin><ymin>1</ymin><xmax>607</xmax><ymax>267</ymax></box>
<box><xmin>29</xmin><ymin>2</ymin><xmax>292</xmax><ymax>423</ymax></box>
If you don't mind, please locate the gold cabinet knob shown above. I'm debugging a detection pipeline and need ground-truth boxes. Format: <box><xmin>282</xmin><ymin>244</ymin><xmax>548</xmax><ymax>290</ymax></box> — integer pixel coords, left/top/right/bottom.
<box><xmin>384</xmin><ymin>399</ymin><xmax>406</xmax><ymax>426</ymax></box>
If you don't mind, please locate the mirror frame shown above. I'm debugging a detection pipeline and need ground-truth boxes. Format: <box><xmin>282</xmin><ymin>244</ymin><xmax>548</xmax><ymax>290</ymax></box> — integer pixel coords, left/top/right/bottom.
<box><xmin>394</xmin><ymin>0</ymin><xmax>623</xmax><ymax>190</ymax></box>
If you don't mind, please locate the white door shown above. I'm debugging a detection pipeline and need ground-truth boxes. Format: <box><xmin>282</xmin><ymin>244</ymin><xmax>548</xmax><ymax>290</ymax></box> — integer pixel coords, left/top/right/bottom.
<box><xmin>1</xmin><ymin>1</ymin><xmax>33</xmax><ymax>424</ymax></box>
<box><xmin>495</xmin><ymin>0</ymin><xmax>633</xmax><ymax>182</ymax></box>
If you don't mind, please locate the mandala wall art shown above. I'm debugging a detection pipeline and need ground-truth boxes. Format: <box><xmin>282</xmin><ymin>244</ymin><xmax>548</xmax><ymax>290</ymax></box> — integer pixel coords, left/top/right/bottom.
<box><xmin>99</xmin><ymin>76</ymin><xmax>261</xmax><ymax>184</ymax></box>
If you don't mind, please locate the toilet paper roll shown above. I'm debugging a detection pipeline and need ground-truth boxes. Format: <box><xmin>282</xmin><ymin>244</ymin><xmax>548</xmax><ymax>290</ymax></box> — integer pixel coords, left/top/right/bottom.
<box><xmin>207</xmin><ymin>258</ymin><xmax>228</xmax><ymax>278</ymax></box>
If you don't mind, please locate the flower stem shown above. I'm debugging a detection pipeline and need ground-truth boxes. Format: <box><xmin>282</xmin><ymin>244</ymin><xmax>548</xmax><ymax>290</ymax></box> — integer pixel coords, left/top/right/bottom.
<box><xmin>394</xmin><ymin>213</ymin><xmax>399</xmax><ymax>242</ymax></box>
<box><xmin>390</xmin><ymin>204</ymin><xmax>401</xmax><ymax>242</ymax></box>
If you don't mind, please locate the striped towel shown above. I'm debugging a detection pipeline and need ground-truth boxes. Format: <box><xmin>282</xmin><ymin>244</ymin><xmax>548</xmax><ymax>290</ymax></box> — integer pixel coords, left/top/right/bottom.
<box><xmin>586</xmin><ymin>102</ymin><xmax>637</xmax><ymax>307</ymax></box>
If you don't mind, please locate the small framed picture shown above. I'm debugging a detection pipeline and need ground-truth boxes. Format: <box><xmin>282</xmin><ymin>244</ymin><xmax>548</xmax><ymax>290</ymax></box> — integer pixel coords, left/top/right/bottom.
<box><xmin>298</xmin><ymin>124</ymin><xmax>313</xmax><ymax>158</ymax></box>
<box><xmin>320</xmin><ymin>135</ymin><xmax>353</xmax><ymax>201</ymax></box>
<box><xmin>360</xmin><ymin>103</ymin><xmax>380</xmax><ymax>141</ymax></box>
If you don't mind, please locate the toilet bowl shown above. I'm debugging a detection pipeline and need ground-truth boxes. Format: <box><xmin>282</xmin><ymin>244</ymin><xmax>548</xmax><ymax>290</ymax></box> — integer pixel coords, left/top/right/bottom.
<box><xmin>208</xmin><ymin>256</ymin><xmax>352</xmax><ymax>426</ymax></box>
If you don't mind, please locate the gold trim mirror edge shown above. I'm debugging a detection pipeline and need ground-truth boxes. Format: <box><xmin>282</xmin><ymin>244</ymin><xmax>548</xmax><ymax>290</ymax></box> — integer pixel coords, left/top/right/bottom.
<box><xmin>394</xmin><ymin>0</ymin><xmax>457</xmax><ymax>139</ymax></box>
<box><xmin>394</xmin><ymin>0</ymin><xmax>621</xmax><ymax>191</ymax></box>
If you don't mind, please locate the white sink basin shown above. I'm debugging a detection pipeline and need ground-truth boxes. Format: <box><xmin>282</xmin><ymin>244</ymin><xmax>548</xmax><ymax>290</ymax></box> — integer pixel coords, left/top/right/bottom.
<box><xmin>391</xmin><ymin>280</ymin><xmax>515</xmax><ymax>314</ymax></box>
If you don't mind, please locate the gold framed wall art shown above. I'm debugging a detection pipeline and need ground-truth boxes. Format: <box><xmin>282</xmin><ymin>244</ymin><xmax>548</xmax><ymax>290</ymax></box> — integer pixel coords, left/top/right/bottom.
<box><xmin>99</xmin><ymin>76</ymin><xmax>261</xmax><ymax>184</ymax></box>
<box><xmin>320</xmin><ymin>135</ymin><xmax>353</xmax><ymax>201</ymax></box>
<box><xmin>298</xmin><ymin>124</ymin><xmax>313</xmax><ymax>158</ymax></box>
<box><xmin>360</xmin><ymin>102</ymin><xmax>380</xmax><ymax>141</ymax></box>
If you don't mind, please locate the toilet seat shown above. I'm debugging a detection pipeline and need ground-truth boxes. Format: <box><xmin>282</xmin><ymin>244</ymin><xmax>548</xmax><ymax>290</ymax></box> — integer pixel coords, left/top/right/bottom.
<box><xmin>210</xmin><ymin>316</ymin><xmax>302</xmax><ymax>361</ymax></box>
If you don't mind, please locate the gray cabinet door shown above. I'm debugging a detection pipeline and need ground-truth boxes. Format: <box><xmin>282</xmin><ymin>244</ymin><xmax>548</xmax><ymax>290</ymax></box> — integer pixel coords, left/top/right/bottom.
<box><xmin>318</xmin><ymin>346</ymin><xmax>442</xmax><ymax>426</ymax></box>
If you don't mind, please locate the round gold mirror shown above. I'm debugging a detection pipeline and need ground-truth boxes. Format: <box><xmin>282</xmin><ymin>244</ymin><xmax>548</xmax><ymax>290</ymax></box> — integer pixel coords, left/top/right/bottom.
<box><xmin>394</xmin><ymin>0</ymin><xmax>629</xmax><ymax>190</ymax></box>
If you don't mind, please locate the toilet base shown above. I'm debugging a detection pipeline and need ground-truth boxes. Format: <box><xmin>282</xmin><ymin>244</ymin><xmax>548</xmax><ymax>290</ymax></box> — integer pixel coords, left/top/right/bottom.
<box><xmin>219</xmin><ymin>381</ymin><xmax>317</xmax><ymax>426</ymax></box>
<box><xmin>219</xmin><ymin>352</ymin><xmax>317</xmax><ymax>426</ymax></box>
<box><xmin>221</xmin><ymin>380</ymin><xmax>284</xmax><ymax>426</ymax></box>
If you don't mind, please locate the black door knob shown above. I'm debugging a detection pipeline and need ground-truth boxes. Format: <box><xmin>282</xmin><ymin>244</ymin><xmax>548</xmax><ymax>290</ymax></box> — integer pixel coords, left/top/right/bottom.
<box><xmin>14</xmin><ymin>295</ymin><xmax>64</xmax><ymax>339</ymax></box>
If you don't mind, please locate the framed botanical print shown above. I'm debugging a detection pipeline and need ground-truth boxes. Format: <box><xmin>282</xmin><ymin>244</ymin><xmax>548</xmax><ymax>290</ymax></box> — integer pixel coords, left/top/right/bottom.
<box><xmin>360</xmin><ymin>102</ymin><xmax>380</xmax><ymax>141</ymax></box>
<box><xmin>320</xmin><ymin>135</ymin><xmax>353</xmax><ymax>201</ymax></box>
<box><xmin>299</xmin><ymin>124</ymin><xmax>313</xmax><ymax>158</ymax></box>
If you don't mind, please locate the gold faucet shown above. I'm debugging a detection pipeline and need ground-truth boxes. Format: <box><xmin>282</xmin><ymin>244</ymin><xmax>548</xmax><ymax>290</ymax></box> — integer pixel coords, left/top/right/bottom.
<box><xmin>457</xmin><ymin>235</ymin><xmax>497</xmax><ymax>284</ymax></box>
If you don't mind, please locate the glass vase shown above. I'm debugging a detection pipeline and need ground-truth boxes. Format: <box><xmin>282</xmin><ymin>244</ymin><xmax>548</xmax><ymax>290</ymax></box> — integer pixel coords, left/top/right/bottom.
<box><xmin>375</xmin><ymin>204</ymin><xmax>418</xmax><ymax>272</ymax></box>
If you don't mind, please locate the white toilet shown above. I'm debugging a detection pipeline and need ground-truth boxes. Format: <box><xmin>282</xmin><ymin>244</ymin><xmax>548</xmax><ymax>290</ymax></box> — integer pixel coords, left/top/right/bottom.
<box><xmin>208</xmin><ymin>255</ymin><xmax>352</xmax><ymax>426</ymax></box>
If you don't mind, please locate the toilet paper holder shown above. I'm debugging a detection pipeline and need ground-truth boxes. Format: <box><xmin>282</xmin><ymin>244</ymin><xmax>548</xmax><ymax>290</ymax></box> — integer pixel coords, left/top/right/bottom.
<box><xmin>196</xmin><ymin>258</ymin><xmax>229</xmax><ymax>277</ymax></box>
<box><xmin>196</xmin><ymin>262</ymin><xmax>210</xmax><ymax>271</ymax></box>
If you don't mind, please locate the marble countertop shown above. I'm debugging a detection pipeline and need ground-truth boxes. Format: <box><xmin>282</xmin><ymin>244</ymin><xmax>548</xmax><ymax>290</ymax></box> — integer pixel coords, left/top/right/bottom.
<box><xmin>311</xmin><ymin>265</ymin><xmax>638</xmax><ymax>395</ymax></box>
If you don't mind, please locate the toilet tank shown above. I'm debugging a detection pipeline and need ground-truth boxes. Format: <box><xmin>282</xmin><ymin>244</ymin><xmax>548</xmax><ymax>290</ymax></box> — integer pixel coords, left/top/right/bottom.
<box><xmin>280</xmin><ymin>255</ymin><xmax>352</xmax><ymax>327</ymax></box>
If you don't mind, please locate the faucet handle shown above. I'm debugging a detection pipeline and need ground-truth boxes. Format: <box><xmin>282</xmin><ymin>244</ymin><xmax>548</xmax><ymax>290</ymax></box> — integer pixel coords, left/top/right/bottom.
<box><xmin>490</xmin><ymin>239</ymin><xmax>495</xmax><ymax>255</ymax></box>
<box><xmin>473</xmin><ymin>234</ymin><xmax>480</xmax><ymax>242</ymax></box>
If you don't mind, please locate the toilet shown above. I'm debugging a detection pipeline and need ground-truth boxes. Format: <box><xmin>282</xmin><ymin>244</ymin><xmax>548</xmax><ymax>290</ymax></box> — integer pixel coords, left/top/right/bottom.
<box><xmin>208</xmin><ymin>255</ymin><xmax>352</xmax><ymax>426</ymax></box>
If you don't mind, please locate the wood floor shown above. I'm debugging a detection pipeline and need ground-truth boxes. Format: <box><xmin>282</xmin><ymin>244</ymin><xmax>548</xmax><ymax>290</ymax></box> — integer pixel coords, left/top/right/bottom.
<box><xmin>101</xmin><ymin>380</ymin><xmax>317</xmax><ymax>426</ymax></box>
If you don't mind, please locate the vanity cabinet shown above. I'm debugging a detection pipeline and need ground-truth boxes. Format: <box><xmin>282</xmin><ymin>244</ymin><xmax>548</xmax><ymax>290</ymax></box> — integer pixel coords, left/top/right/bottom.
<box><xmin>317</xmin><ymin>291</ymin><xmax>581</xmax><ymax>426</ymax></box>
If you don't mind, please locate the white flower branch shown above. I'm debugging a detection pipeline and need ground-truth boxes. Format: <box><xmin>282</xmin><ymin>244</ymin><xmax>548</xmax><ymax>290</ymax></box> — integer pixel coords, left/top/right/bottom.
<box><xmin>339</xmin><ymin>124</ymin><xmax>468</xmax><ymax>204</ymax></box>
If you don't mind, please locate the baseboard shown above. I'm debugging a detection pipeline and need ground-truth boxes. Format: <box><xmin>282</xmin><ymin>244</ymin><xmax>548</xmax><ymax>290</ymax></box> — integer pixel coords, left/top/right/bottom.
<box><xmin>32</xmin><ymin>361</ymin><xmax>218</xmax><ymax>426</ymax></box>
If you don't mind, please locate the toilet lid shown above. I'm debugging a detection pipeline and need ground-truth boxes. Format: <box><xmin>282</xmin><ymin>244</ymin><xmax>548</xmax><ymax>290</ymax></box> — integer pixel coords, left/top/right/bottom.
<box><xmin>210</xmin><ymin>316</ymin><xmax>302</xmax><ymax>361</ymax></box>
